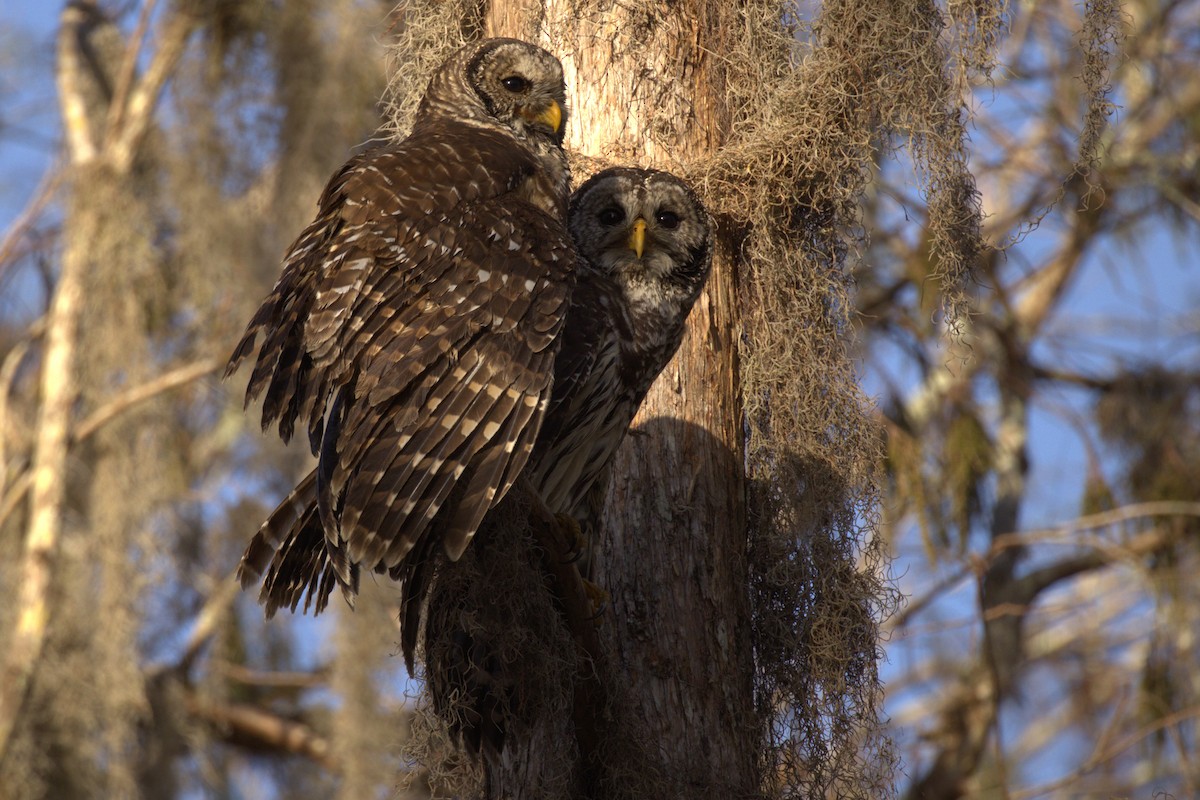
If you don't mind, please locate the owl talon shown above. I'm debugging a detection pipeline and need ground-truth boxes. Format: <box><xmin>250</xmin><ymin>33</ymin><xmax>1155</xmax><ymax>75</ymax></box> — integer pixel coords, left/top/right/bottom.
<box><xmin>554</xmin><ymin>513</ymin><xmax>588</xmax><ymax>563</ymax></box>
<box><xmin>583</xmin><ymin>579</ymin><xmax>609</xmax><ymax>624</ymax></box>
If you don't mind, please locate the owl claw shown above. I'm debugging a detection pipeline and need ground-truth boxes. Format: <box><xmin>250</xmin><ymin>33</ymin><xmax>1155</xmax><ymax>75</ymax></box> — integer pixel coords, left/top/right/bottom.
<box><xmin>582</xmin><ymin>579</ymin><xmax>610</xmax><ymax>624</ymax></box>
<box><xmin>554</xmin><ymin>513</ymin><xmax>588</xmax><ymax>563</ymax></box>
<box><xmin>551</xmin><ymin>513</ymin><xmax>607</xmax><ymax>622</ymax></box>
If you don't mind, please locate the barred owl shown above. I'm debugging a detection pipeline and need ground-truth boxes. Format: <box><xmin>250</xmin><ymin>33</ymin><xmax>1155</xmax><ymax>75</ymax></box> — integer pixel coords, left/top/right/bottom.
<box><xmin>528</xmin><ymin>167</ymin><xmax>713</xmax><ymax>533</ymax></box>
<box><xmin>228</xmin><ymin>39</ymin><xmax>575</xmax><ymax>631</ymax></box>
<box><xmin>432</xmin><ymin>167</ymin><xmax>713</xmax><ymax>754</ymax></box>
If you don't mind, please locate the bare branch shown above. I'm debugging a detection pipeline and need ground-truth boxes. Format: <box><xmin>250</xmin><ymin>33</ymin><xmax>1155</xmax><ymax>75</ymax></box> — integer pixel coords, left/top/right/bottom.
<box><xmin>1012</xmin><ymin>702</ymin><xmax>1200</xmax><ymax>799</ymax></box>
<box><xmin>0</xmin><ymin>358</ymin><xmax>223</xmax><ymax>530</ymax></box>
<box><xmin>904</xmin><ymin>496</ymin><xmax>1200</xmax><ymax>798</ymax></box>
<box><xmin>108</xmin><ymin>4</ymin><xmax>200</xmax><ymax>173</ymax></box>
<box><xmin>56</xmin><ymin>2</ymin><xmax>101</xmax><ymax>164</ymax></box>
<box><xmin>0</xmin><ymin>169</ymin><xmax>62</xmax><ymax>280</ymax></box>
<box><xmin>894</xmin><ymin>502</ymin><xmax>1200</xmax><ymax>630</ymax></box>
<box><xmin>997</xmin><ymin>501</ymin><xmax>1200</xmax><ymax>544</ymax></box>
<box><xmin>181</xmin><ymin>690</ymin><xmax>336</xmax><ymax>768</ymax></box>
<box><xmin>212</xmin><ymin>661</ymin><xmax>330</xmax><ymax>690</ymax></box>
<box><xmin>1004</xmin><ymin>522</ymin><xmax>1186</xmax><ymax>603</ymax></box>
<box><xmin>1</xmin><ymin>9</ymin><xmax>207</xmax><ymax>744</ymax></box>
<box><xmin>74</xmin><ymin>357</ymin><xmax>222</xmax><ymax>441</ymax></box>
<box><xmin>1008</xmin><ymin>211</ymin><xmax>1098</xmax><ymax>339</ymax></box>
<box><xmin>102</xmin><ymin>0</ymin><xmax>158</xmax><ymax>147</ymax></box>
<box><xmin>1029</xmin><ymin>363</ymin><xmax>1116</xmax><ymax>390</ymax></box>
<box><xmin>175</xmin><ymin>573</ymin><xmax>241</xmax><ymax>675</ymax></box>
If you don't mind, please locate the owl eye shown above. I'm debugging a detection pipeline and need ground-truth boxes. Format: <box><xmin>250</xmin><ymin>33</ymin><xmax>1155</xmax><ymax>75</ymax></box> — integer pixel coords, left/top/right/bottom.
<box><xmin>598</xmin><ymin>206</ymin><xmax>625</xmax><ymax>226</ymax></box>
<box><xmin>655</xmin><ymin>209</ymin><xmax>681</xmax><ymax>229</ymax></box>
<box><xmin>500</xmin><ymin>75</ymin><xmax>531</xmax><ymax>93</ymax></box>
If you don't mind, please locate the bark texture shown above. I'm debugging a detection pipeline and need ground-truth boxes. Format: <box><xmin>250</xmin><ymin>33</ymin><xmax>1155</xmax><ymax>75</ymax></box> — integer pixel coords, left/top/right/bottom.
<box><xmin>484</xmin><ymin>2</ymin><xmax>753</xmax><ymax>796</ymax></box>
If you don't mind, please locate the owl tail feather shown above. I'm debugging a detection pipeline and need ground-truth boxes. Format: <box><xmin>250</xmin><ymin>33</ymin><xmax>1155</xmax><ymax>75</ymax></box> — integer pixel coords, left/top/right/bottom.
<box><xmin>236</xmin><ymin>469</ymin><xmax>358</xmax><ymax>617</ymax></box>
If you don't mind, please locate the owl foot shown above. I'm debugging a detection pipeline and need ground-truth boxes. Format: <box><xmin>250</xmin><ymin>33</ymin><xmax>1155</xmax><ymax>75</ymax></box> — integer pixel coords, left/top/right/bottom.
<box><xmin>582</xmin><ymin>578</ymin><xmax>610</xmax><ymax>624</ymax></box>
<box><xmin>554</xmin><ymin>513</ymin><xmax>588</xmax><ymax>563</ymax></box>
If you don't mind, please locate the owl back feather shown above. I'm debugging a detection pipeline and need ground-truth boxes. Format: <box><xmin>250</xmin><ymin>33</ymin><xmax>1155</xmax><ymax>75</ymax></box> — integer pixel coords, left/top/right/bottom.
<box><xmin>229</xmin><ymin>38</ymin><xmax>576</xmax><ymax>665</ymax></box>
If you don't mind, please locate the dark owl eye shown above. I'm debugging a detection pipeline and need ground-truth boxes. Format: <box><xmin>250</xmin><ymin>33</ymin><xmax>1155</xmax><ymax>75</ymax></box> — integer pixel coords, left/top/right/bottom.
<box><xmin>655</xmin><ymin>209</ymin><xmax>681</xmax><ymax>229</ymax></box>
<box><xmin>500</xmin><ymin>75</ymin><xmax>531</xmax><ymax>93</ymax></box>
<box><xmin>598</xmin><ymin>206</ymin><xmax>625</xmax><ymax>226</ymax></box>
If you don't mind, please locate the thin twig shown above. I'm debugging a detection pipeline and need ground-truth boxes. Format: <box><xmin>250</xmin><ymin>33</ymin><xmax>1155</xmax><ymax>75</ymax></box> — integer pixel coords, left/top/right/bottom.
<box><xmin>0</xmin><ymin>358</ymin><xmax>223</xmax><ymax>531</ymax></box>
<box><xmin>0</xmin><ymin>473</ymin><xmax>33</xmax><ymax>532</ymax></box>
<box><xmin>103</xmin><ymin>0</ymin><xmax>158</xmax><ymax>146</ymax></box>
<box><xmin>992</xmin><ymin>501</ymin><xmax>1200</xmax><ymax>548</ymax></box>
<box><xmin>109</xmin><ymin>6</ymin><xmax>199</xmax><ymax>173</ymax></box>
<box><xmin>74</xmin><ymin>357</ymin><xmax>223</xmax><ymax>441</ymax></box>
<box><xmin>0</xmin><ymin>330</ymin><xmax>38</xmax><ymax>492</ymax></box>
<box><xmin>0</xmin><ymin>170</ymin><xmax>62</xmax><ymax>280</ymax></box>
<box><xmin>176</xmin><ymin>573</ymin><xmax>242</xmax><ymax>675</ymax></box>
<box><xmin>212</xmin><ymin>661</ymin><xmax>329</xmax><ymax>690</ymax></box>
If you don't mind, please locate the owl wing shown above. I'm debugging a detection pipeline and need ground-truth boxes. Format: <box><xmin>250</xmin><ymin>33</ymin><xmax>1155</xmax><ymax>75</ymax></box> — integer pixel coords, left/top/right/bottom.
<box><xmin>524</xmin><ymin>270</ymin><xmax>635</xmax><ymax>523</ymax></box>
<box><xmin>228</xmin><ymin>122</ymin><xmax>574</xmax><ymax>590</ymax></box>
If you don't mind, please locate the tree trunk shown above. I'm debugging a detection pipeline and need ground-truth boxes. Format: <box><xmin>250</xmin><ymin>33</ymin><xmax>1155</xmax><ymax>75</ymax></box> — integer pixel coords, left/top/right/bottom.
<box><xmin>0</xmin><ymin>0</ymin><xmax>199</xmax><ymax>770</ymax></box>
<box><xmin>0</xmin><ymin>3</ymin><xmax>103</xmax><ymax>761</ymax></box>
<box><xmin>484</xmin><ymin>3</ymin><xmax>755</xmax><ymax>796</ymax></box>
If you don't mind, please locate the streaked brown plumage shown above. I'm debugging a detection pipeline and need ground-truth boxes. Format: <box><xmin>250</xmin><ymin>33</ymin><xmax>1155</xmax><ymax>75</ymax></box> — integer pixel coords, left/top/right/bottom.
<box><xmin>227</xmin><ymin>39</ymin><xmax>574</xmax><ymax>669</ymax></box>
<box><xmin>529</xmin><ymin>167</ymin><xmax>713</xmax><ymax>537</ymax></box>
<box><xmin>433</xmin><ymin>167</ymin><xmax>713</xmax><ymax>755</ymax></box>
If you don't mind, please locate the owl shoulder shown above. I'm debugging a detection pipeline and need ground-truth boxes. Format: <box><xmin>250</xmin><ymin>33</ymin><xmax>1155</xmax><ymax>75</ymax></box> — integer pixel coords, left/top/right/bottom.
<box><xmin>313</xmin><ymin>123</ymin><xmax>542</xmax><ymax>224</ymax></box>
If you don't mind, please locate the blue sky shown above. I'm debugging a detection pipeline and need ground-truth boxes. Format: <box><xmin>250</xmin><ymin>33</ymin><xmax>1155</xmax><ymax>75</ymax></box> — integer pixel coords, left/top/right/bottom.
<box><xmin>0</xmin><ymin>2</ymin><xmax>59</xmax><ymax>211</ymax></box>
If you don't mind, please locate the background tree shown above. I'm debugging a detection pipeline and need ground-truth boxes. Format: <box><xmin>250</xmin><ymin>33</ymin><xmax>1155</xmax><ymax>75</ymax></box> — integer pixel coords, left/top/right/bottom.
<box><xmin>0</xmin><ymin>1</ymin><xmax>1197</xmax><ymax>799</ymax></box>
<box><xmin>872</xmin><ymin>2</ymin><xmax>1200</xmax><ymax>797</ymax></box>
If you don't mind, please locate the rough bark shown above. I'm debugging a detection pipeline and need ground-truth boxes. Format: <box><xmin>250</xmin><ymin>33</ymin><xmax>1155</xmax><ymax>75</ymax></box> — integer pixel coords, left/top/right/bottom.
<box><xmin>484</xmin><ymin>2</ymin><xmax>753</xmax><ymax>796</ymax></box>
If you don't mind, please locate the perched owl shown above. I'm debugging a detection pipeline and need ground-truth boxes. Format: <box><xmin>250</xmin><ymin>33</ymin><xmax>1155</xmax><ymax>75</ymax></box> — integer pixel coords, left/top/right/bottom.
<box><xmin>431</xmin><ymin>167</ymin><xmax>714</xmax><ymax>755</ymax></box>
<box><xmin>228</xmin><ymin>39</ymin><xmax>575</xmax><ymax>633</ymax></box>
<box><xmin>528</xmin><ymin>167</ymin><xmax>713</xmax><ymax>534</ymax></box>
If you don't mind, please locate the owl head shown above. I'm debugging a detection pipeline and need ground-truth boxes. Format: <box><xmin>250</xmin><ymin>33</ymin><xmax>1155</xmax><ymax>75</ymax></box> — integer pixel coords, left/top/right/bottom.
<box><xmin>569</xmin><ymin>168</ymin><xmax>712</xmax><ymax>312</ymax></box>
<box><xmin>418</xmin><ymin>38</ymin><xmax>567</xmax><ymax>146</ymax></box>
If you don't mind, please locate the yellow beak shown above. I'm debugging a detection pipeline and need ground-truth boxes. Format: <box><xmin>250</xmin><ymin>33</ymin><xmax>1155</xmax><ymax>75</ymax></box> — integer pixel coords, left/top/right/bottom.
<box><xmin>524</xmin><ymin>99</ymin><xmax>563</xmax><ymax>134</ymax></box>
<box><xmin>628</xmin><ymin>218</ymin><xmax>647</xmax><ymax>259</ymax></box>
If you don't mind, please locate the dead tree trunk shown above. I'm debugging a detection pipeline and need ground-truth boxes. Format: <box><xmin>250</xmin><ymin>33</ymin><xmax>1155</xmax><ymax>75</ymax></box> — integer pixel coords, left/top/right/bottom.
<box><xmin>0</xmin><ymin>0</ymin><xmax>198</xmax><ymax>769</ymax></box>
<box><xmin>484</xmin><ymin>3</ymin><xmax>755</xmax><ymax>796</ymax></box>
<box><xmin>0</xmin><ymin>3</ymin><xmax>110</xmax><ymax>762</ymax></box>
